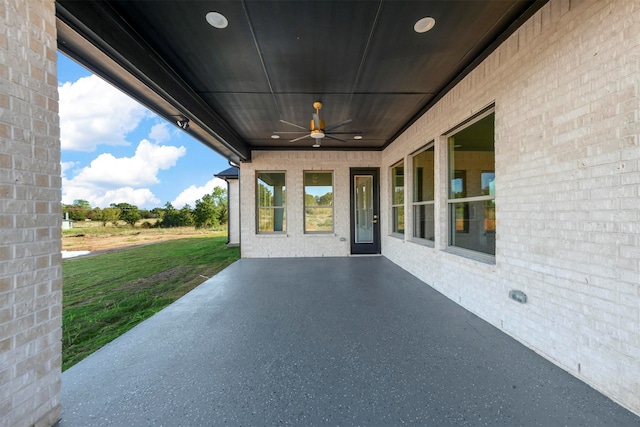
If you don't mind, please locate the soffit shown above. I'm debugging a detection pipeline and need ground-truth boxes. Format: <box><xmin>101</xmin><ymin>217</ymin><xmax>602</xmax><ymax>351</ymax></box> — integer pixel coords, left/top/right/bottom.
<box><xmin>56</xmin><ymin>1</ymin><xmax>547</xmax><ymax>163</ymax></box>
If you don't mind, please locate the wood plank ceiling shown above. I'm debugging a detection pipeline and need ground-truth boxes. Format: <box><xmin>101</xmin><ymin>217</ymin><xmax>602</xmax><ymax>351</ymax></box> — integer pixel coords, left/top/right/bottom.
<box><xmin>56</xmin><ymin>1</ymin><xmax>547</xmax><ymax>163</ymax></box>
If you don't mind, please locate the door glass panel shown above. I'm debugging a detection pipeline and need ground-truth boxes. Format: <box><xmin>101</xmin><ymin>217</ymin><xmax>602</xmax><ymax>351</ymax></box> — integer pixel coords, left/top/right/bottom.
<box><xmin>354</xmin><ymin>175</ymin><xmax>373</xmax><ymax>243</ymax></box>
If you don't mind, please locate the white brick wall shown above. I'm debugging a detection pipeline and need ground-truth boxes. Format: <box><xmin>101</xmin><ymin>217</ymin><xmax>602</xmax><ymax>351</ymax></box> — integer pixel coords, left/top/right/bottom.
<box><xmin>0</xmin><ymin>1</ymin><xmax>61</xmax><ymax>426</ymax></box>
<box><xmin>227</xmin><ymin>178</ymin><xmax>240</xmax><ymax>246</ymax></box>
<box><xmin>381</xmin><ymin>0</ymin><xmax>640</xmax><ymax>415</ymax></box>
<box><xmin>240</xmin><ymin>0</ymin><xmax>640</xmax><ymax>415</ymax></box>
<box><xmin>240</xmin><ymin>150</ymin><xmax>380</xmax><ymax>258</ymax></box>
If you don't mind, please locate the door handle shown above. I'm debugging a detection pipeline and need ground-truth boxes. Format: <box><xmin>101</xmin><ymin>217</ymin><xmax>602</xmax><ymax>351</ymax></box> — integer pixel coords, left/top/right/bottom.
<box><xmin>372</xmin><ymin>214</ymin><xmax>378</xmax><ymax>224</ymax></box>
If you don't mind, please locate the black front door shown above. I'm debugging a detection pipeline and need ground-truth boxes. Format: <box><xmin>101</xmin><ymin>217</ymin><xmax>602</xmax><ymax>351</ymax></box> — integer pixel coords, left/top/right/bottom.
<box><xmin>350</xmin><ymin>168</ymin><xmax>380</xmax><ymax>254</ymax></box>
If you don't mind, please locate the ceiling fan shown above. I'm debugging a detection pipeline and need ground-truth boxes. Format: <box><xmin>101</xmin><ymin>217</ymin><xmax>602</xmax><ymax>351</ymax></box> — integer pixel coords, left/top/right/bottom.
<box><xmin>274</xmin><ymin>101</ymin><xmax>360</xmax><ymax>147</ymax></box>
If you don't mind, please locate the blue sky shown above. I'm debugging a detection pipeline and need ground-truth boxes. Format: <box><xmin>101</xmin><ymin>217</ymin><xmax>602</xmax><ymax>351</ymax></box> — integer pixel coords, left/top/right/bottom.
<box><xmin>58</xmin><ymin>53</ymin><xmax>230</xmax><ymax>210</ymax></box>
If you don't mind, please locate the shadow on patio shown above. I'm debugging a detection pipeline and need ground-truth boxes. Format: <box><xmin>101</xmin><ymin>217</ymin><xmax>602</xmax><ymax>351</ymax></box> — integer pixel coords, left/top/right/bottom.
<box><xmin>56</xmin><ymin>257</ymin><xmax>638</xmax><ymax>426</ymax></box>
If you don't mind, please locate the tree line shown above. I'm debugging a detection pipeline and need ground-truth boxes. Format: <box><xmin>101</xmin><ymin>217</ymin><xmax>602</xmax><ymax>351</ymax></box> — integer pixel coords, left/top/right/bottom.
<box><xmin>62</xmin><ymin>187</ymin><xmax>228</xmax><ymax>229</ymax></box>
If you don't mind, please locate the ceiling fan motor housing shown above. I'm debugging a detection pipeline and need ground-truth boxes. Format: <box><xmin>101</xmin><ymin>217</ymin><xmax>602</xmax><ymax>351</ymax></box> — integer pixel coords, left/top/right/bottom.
<box><xmin>310</xmin><ymin>119</ymin><xmax>326</xmax><ymax>137</ymax></box>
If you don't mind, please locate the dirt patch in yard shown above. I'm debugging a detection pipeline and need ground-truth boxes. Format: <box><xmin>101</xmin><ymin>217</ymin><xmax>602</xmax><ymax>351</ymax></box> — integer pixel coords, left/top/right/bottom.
<box><xmin>62</xmin><ymin>228</ymin><xmax>222</xmax><ymax>252</ymax></box>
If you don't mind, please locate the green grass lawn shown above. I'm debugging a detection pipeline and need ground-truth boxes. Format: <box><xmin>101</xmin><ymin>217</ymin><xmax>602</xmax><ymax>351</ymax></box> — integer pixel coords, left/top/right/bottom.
<box><xmin>62</xmin><ymin>234</ymin><xmax>239</xmax><ymax>370</ymax></box>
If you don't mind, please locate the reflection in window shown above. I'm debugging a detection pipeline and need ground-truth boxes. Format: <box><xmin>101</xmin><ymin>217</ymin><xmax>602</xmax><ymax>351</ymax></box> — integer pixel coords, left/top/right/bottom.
<box><xmin>451</xmin><ymin>170</ymin><xmax>466</xmax><ymax>199</ymax></box>
<box><xmin>257</xmin><ymin>172</ymin><xmax>286</xmax><ymax>233</ymax></box>
<box><xmin>304</xmin><ymin>172</ymin><xmax>333</xmax><ymax>233</ymax></box>
<box><xmin>481</xmin><ymin>171</ymin><xmax>495</xmax><ymax>196</ymax></box>
<box><xmin>448</xmin><ymin>111</ymin><xmax>495</xmax><ymax>255</ymax></box>
<box><xmin>391</xmin><ymin>161</ymin><xmax>404</xmax><ymax>234</ymax></box>
<box><xmin>412</xmin><ymin>145</ymin><xmax>435</xmax><ymax>242</ymax></box>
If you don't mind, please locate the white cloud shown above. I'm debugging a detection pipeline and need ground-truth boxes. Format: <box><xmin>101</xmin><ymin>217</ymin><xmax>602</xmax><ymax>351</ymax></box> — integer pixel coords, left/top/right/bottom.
<box><xmin>172</xmin><ymin>177</ymin><xmax>226</xmax><ymax>209</ymax></box>
<box><xmin>95</xmin><ymin>187</ymin><xmax>160</xmax><ymax>208</ymax></box>
<box><xmin>62</xmin><ymin>139</ymin><xmax>186</xmax><ymax>208</ymax></box>
<box><xmin>69</xmin><ymin>139</ymin><xmax>185</xmax><ymax>187</ymax></box>
<box><xmin>149</xmin><ymin>122</ymin><xmax>171</xmax><ymax>143</ymax></box>
<box><xmin>61</xmin><ymin>161</ymin><xmax>76</xmax><ymax>175</ymax></box>
<box><xmin>59</xmin><ymin>75</ymin><xmax>149</xmax><ymax>151</ymax></box>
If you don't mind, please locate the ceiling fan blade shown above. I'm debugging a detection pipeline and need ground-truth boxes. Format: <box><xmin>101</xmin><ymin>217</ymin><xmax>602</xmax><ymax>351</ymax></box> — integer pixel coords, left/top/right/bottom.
<box><xmin>289</xmin><ymin>134</ymin><xmax>311</xmax><ymax>142</ymax></box>
<box><xmin>280</xmin><ymin>119</ymin><xmax>308</xmax><ymax>131</ymax></box>
<box><xmin>325</xmin><ymin>134</ymin><xmax>346</xmax><ymax>142</ymax></box>
<box><xmin>312</xmin><ymin>113</ymin><xmax>321</xmax><ymax>130</ymax></box>
<box><xmin>327</xmin><ymin>131</ymin><xmax>362</xmax><ymax>134</ymax></box>
<box><xmin>324</xmin><ymin>119</ymin><xmax>353</xmax><ymax>132</ymax></box>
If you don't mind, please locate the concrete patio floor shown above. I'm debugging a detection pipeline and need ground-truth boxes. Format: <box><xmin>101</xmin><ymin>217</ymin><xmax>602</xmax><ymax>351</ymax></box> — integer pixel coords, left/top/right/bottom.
<box><xmin>56</xmin><ymin>257</ymin><xmax>639</xmax><ymax>426</ymax></box>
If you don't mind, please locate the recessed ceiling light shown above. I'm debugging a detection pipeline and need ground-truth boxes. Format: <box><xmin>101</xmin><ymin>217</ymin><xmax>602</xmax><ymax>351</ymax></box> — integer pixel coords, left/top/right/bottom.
<box><xmin>414</xmin><ymin>17</ymin><xmax>435</xmax><ymax>33</ymax></box>
<box><xmin>206</xmin><ymin>12</ymin><xmax>228</xmax><ymax>29</ymax></box>
<box><xmin>271</xmin><ymin>134</ymin><xmax>280</xmax><ymax>139</ymax></box>
<box><xmin>354</xmin><ymin>135</ymin><xmax>363</xmax><ymax>140</ymax></box>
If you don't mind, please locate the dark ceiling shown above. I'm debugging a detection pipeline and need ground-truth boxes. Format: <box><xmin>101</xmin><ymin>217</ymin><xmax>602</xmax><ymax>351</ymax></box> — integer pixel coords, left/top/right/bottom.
<box><xmin>56</xmin><ymin>1</ymin><xmax>546</xmax><ymax>164</ymax></box>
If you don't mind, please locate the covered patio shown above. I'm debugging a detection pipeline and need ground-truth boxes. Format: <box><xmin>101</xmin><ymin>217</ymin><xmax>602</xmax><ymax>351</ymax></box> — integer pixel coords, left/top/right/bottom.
<box><xmin>56</xmin><ymin>257</ymin><xmax>638</xmax><ymax>426</ymax></box>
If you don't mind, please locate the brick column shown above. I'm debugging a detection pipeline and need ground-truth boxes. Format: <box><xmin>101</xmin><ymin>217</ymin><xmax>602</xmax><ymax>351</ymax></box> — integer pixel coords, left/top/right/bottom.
<box><xmin>0</xmin><ymin>1</ymin><xmax>62</xmax><ymax>426</ymax></box>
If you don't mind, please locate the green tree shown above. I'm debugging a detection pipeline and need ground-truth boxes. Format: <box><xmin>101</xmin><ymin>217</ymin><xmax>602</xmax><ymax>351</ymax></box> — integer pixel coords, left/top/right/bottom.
<box><xmin>111</xmin><ymin>202</ymin><xmax>141</xmax><ymax>227</ymax></box>
<box><xmin>193</xmin><ymin>194</ymin><xmax>217</xmax><ymax>229</ymax></box>
<box><xmin>180</xmin><ymin>205</ymin><xmax>194</xmax><ymax>226</ymax></box>
<box><xmin>211</xmin><ymin>187</ymin><xmax>228</xmax><ymax>226</ymax></box>
<box><xmin>151</xmin><ymin>207</ymin><xmax>165</xmax><ymax>222</ymax></box>
<box><xmin>73</xmin><ymin>199</ymin><xmax>91</xmax><ymax>210</ymax></box>
<box><xmin>62</xmin><ymin>199</ymin><xmax>93</xmax><ymax>221</ymax></box>
<box><xmin>64</xmin><ymin>205</ymin><xmax>87</xmax><ymax>221</ymax></box>
<box><xmin>139</xmin><ymin>209</ymin><xmax>154</xmax><ymax>219</ymax></box>
<box><xmin>193</xmin><ymin>187</ymin><xmax>228</xmax><ymax>229</ymax></box>
<box><xmin>157</xmin><ymin>202</ymin><xmax>181</xmax><ymax>228</ymax></box>
<box><xmin>87</xmin><ymin>207</ymin><xmax>102</xmax><ymax>221</ymax></box>
<box><xmin>100</xmin><ymin>207</ymin><xmax>121</xmax><ymax>226</ymax></box>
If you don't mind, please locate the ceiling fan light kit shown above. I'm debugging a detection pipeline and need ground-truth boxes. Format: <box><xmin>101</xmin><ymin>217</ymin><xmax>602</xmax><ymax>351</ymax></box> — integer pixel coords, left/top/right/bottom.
<box><xmin>276</xmin><ymin>101</ymin><xmax>360</xmax><ymax>147</ymax></box>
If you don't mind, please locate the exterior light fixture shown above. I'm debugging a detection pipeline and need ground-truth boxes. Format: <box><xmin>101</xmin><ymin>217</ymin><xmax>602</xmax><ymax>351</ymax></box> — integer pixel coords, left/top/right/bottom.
<box><xmin>206</xmin><ymin>12</ymin><xmax>228</xmax><ymax>29</ymax></box>
<box><xmin>354</xmin><ymin>135</ymin><xmax>363</xmax><ymax>140</ymax></box>
<box><xmin>177</xmin><ymin>118</ymin><xmax>189</xmax><ymax>130</ymax></box>
<box><xmin>414</xmin><ymin>17</ymin><xmax>436</xmax><ymax>33</ymax></box>
<box><xmin>271</xmin><ymin>134</ymin><xmax>280</xmax><ymax>139</ymax></box>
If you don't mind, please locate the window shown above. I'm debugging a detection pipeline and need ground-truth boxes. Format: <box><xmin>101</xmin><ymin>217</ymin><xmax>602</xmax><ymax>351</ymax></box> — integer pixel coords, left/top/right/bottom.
<box><xmin>412</xmin><ymin>145</ymin><xmax>435</xmax><ymax>242</ymax></box>
<box><xmin>304</xmin><ymin>171</ymin><xmax>333</xmax><ymax>233</ymax></box>
<box><xmin>447</xmin><ymin>110</ymin><xmax>495</xmax><ymax>255</ymax></box>
<box><xmin>256</xmin><ymin>172</ymin><xmax>286</xmax><ymax>233</ymax></box>
<box><xmin>391</xmin><ymin>161</ymin><xmax>404</xmax><ymax>234</ymax></box>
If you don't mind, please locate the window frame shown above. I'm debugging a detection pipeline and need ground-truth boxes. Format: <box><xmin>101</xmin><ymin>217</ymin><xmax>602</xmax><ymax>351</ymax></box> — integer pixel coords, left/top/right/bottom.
<box><xmin>445</xmin><ymin>107</ymin><xmax>496</xmax><ymax>259</ymax></box>
<box><xmin>411</xmin><ymin>143</ymin><xmax>435</xmax><ymax>244</ymax></box>
<box><xmin>390</xmin><ymin>159</ymin><xmax>405</xmax><ymax>235</ymax></box>
<box><xmin>303</xmin><ymin>171</ymin><xmax>334</xmax><ymax>234</ymax></box>
<box><xmin>256</xmin><ymin>171</ymin><xmax>287</xmax><ymax>234</ymax></box>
